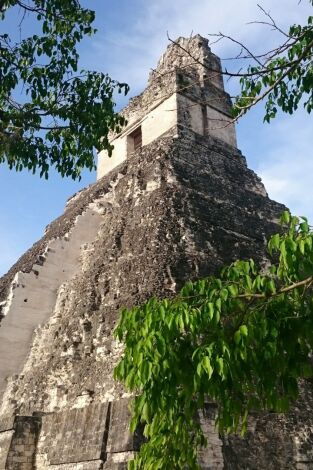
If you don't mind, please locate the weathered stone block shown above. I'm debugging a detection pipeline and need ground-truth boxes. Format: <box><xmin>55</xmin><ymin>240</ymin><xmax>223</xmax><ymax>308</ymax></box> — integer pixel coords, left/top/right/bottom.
<box><xmin>107</xmin><ymin>399</ymin><xmax>143</xmax><ymax>454</ymax></box>
<box><xmin>43</xmin><ymin>403</ymin><xmax>109</xmax><ymax>465</ymax></box>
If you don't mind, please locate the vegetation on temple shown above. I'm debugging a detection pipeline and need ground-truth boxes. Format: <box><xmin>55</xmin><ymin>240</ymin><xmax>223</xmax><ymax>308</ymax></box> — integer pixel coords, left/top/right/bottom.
<box><xmin>0</xmin><ymin>0</ymin><xmax>128</xmax><ymax>179</ymax></box>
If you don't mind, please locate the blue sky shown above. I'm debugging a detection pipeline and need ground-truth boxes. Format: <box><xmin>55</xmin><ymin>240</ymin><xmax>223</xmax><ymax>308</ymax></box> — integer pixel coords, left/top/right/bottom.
<box><xmin>0</xmin><ymin>0</ymin><xmax>312</xmax><ymax>275</ymax></box>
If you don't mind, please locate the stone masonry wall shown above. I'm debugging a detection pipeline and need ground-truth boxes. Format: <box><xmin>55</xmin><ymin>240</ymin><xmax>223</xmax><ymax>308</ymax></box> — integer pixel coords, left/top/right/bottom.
<box><xmin>0</xmin><ymin>400</ymin><xmax>226</xmax><ymax>469</ymax></box>
<box><xmin>97</xmin><ymin>35</ymin><xmax>236</xmax><ymax>179</ymax></box>
<box><xmin>120</xmin><ymin>35</ymin><xmax>232</xmax><ymax>129</ymax></box>
<box><xmin>1</xmin><ymin>131</ymin><xmax>303</xmax><ymax>468</ymax></box>
<box><xmin>0</xmin><ymin>416</ymin><xmax>41</xmax><ymax>470</ymax></box>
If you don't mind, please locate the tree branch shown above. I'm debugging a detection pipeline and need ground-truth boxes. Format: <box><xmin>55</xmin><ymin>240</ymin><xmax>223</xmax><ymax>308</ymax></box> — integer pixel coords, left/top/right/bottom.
<box><xmin>234</xmin><ymin>37</ymin><xmax>313</xmax><ymax>117</ymax></box>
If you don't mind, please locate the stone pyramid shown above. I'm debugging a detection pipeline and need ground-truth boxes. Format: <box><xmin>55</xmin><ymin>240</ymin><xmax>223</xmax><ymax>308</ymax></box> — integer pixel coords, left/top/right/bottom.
<box><xmin>0</xmin><ymin>35</ymin><xmax>312</xmax><ymax>470</ymax></box>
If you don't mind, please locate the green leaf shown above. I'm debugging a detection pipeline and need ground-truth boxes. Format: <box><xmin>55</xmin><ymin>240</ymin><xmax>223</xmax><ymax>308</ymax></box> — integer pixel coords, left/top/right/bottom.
<box><xmin>269</xmin><ymin>233</ymin><xmax>280</xmax><ymax>252</ymax></box>
<box><xmin>239</xmin><ymin>325</ymin><xmax>248</xmax><ymax>337</ymax></box>
<box><xmin>202</xmin><ymin>356</ymin><xmax>213</xmax><ymax>379</ymax></box>
<box><xmin>216</xmin><ymin>357</ymin><xmax>225</xmax><ymax>378</ymax></box>
<box><xmin>228</xmin><ymin>284</ymin><xmax>238</xmax><ymax>297</ymax></box>
<box><xmin>281</xmin><ymin>211</ymin><xmax>291</xmax><ymax>225</ymax></box>
<box><xmin>299</xmin><ymin>239</ymin><xmax>305</xmax><ymax>255</ymax></box>
<box><xmin>234</xmin><ymin>330</ymin><xmax>241</xmax><ymax>345</ymax></box>
<box><xmin>208</xmin><ymin>302</ymin><xmax>214</xmax><ymax>320</ymax></box>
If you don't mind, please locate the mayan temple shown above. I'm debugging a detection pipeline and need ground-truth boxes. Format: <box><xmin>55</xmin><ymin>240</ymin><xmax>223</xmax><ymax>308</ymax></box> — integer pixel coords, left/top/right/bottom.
<box><xmin>1</xmin><ymin>35</ymin><xmax>313</xmax><ymax>469</ymax></box>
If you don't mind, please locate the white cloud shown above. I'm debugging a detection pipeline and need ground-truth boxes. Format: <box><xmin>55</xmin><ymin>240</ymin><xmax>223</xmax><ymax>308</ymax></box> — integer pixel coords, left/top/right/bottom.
<box><xmin>257</xmin><ymin>111</ymin><xmax>313</xmax><ymax>223</ymax></box>
<box><xmin>87</xmin><ymin>0</ymin><xmax>311</xmax><ymax>91</ymax></box>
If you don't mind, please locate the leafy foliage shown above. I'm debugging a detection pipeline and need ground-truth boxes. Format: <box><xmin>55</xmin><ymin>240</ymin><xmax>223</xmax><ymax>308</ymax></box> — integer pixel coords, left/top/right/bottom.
<box><xmin>115</xmin><ymin>212</ymin><xmax>313</xmax><ymax>469</ymax></box>
<box><xmin>0</xmin><ymin>0</ymin><xmax>128</xmax><ymax>179</ymax></box>
<box><xmin>233</xmin><ymin>2</ymin><xmax>313</xmax><ymax>121</ymax></box>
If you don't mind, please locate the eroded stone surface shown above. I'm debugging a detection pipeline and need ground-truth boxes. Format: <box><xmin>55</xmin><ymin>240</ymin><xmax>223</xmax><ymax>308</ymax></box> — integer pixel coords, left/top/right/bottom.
<box><xmin>0</xmin><ymin>132</ymin><xmax>290</xmax><ymax>468</ymax></box>
<box><xmin>1</xmin><ymin>35</ymin><xmax>312</xmax><ymax>470</ymax></box>
<box><xmin>1</xmin><ymin>134</ymin><xmax>284</xmax><ymax>419</ymax></box>
<box><xmin>0</xmin><ymin>205</ymin><xmax>104</xmax><ymax>399</ymax></box>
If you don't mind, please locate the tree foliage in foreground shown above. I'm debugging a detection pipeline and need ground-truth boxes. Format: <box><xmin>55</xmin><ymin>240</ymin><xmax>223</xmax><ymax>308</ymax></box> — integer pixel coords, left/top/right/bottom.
<box><xmin>0</xmin><ymin>0</ymin><xmax>128</xmax><ymax>179</ymax></box>
<box><xmin>115</xmin><ymin>212</ymin><xmax>313</xmax><ymax>469</ymax></box>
